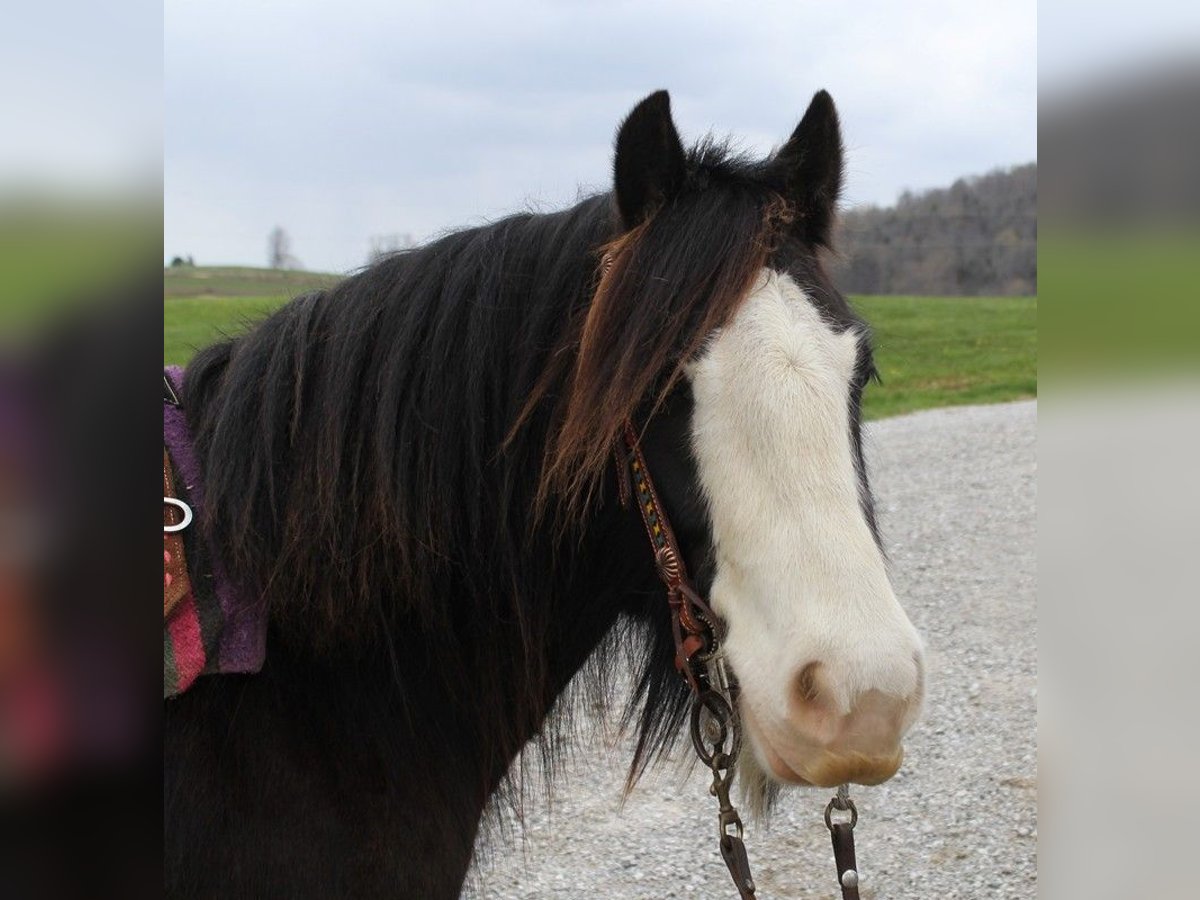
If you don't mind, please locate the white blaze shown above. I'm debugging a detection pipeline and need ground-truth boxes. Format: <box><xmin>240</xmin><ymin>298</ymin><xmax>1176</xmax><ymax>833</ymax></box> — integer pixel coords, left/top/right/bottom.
<box><xmin>689</xmin><ymin>269</ymin><xmax>922</xmax><ymax>770</ymax></box>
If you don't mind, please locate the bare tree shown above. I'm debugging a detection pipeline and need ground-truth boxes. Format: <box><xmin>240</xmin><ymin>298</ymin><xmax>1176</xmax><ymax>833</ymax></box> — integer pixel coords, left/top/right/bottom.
<box><xmin>268</xmin><ymin>226</ymin><xmax>300</xmax><ymax>269</ymax></box>
<box><xmin>367</xmin><ymin>233</ymin><xmax>416</xmax><ymax>265</ymax></box>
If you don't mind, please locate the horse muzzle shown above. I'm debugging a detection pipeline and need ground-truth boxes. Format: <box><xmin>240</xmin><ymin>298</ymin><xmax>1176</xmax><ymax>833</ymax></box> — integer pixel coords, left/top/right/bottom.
<box><xmin>741</xmin><ymin>664</ymin><xmax>923</xmax><ymax>788</ymax></box>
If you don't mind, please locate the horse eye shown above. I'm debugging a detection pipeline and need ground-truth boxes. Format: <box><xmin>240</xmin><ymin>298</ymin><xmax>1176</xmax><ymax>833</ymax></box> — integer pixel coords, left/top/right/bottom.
<box><xmin>850</xmin><ymin>363</ymin><xmax>880</xmax><ymax>396</ymax></box>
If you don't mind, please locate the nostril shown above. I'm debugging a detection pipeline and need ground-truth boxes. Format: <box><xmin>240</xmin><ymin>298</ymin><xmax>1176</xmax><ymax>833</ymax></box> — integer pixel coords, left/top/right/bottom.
<box><xmin>795</xmin><ymin>661</ymin><xmax>821</xmax><ymax>704</ymax></box>
<box><xmin>788</xmin><ymin>662</ymin><xmax>843</xmax><ymax>746</ymax></box>
<box><xmin>791</xmin><ymin>661</ymin><xmax>837</xmax><ymax>715</ymax></box>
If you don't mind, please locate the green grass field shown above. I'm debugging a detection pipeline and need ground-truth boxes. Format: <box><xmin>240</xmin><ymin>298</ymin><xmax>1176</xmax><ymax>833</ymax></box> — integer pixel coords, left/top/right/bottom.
<box><xmin>855</xmin><ymin>295</ymin><xmax>1037</xmax><ymax>419</ymax></box>
<box><xmin>165</xmin><ymin>295</ymin><xmax>291</xmax><ymax>365</ymax></box>
<box><xmin>164</xmin><ymin>267</ymin><xmax>1037</xmax><ymax>420</ymax></box>
<box><xmin>164</xmin><ymin>265</ymin><xmax>343</xmax><ymax>299</ymax></box>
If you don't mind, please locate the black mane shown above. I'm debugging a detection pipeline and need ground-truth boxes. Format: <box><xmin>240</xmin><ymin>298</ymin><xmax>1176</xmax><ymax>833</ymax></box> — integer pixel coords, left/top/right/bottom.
<box><xmin>188</xmin><ymin>194</ymin><xmax>614</xmax><ymax>645</ymax></box>
<box><xmin>168</xmin><ymin>126</ymin><xmax>809</xmax><ymax>896</ymax></box>
<box><xmin>181</xmin><ymin>132</ymin><xmax>785</xmax><ymax>778</ymax></box>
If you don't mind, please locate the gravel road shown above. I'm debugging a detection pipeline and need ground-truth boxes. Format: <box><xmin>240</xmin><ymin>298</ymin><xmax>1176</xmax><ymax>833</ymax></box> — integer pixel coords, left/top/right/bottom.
<box><xmin>468</xmin><ymin>400</ymin><xmax>1037</xmax><ymax>899</ymax></box>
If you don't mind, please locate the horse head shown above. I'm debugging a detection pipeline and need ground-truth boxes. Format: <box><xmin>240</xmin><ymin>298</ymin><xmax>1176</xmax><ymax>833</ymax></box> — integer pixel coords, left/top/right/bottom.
<box><xmin>564</xmin><ymin>90</ymin><xmax>927</xmax><ymax>794</ymax></box>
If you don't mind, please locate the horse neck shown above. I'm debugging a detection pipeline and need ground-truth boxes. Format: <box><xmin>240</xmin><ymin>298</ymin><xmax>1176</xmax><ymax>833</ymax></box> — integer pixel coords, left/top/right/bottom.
<box><xmin>470</xmin><ymin>493</ymin><xmax>660</xmax><ymax>789</ymax></box>
<box><xmin>561</xmin><ymin>496</ymin><xmax>663</xmax><ymax>641</ymax></box>
<box><xmin>177</xmin><ymin>203</ymin><xmax>669</xmax><ymax>791</ymax></box>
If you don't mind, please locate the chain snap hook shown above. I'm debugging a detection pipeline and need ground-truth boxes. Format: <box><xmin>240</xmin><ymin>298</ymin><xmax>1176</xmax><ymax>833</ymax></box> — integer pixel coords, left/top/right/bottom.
<box><xmin>824</xmin><ymin>787</ymin><xmax>859</xmax><ymax>831</ymax></box>
<box><xmin>826</xmin><ymin>784</ymin><xmax>862</xmax><ymax>900</ymax></box>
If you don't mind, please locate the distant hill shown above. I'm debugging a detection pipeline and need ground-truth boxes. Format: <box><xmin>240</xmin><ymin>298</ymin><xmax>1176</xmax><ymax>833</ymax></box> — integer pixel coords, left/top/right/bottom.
<box><xmin>835</xmin><ymin>163</ymin><xmax>1037</xmax><ymax>296</ymax></box>
<box><xmin>166</xmin><ymin>166</ymin><xmax>1039</xmax><ymax>303</ymax></box>
<box><xmin>164</xmin><ymin>265</ymin><xmax>343</xmax><ymax>299</ymax></box>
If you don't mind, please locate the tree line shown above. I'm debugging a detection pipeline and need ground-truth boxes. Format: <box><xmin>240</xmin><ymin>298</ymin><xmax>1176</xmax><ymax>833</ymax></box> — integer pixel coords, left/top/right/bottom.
<box><xmin>172</xmin><ymin>164</ymin><xmax>1038</xmax><ymax>292</ymax></box>
<box><xmin>834</xmin><ymin>162</ymin><xmax>1036</xmax><ymax>296</ymax></box>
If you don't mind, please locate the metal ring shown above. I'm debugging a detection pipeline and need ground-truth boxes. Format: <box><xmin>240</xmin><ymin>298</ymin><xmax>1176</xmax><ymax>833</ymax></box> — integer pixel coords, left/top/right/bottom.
<box><xmin>690</xmin><ymin>690</ymin><xmax>738</xmax><ymax>766</ymax></box>
<box><xmin>164</xmin><ymin>497</ymin><xmax>193</xmax><ymax>533</ymax></box>
<box><xmin>824</xmin><ymin>796</ymin><xmax>858</xmax><ymax>831</ymax></box>
<box><xmin>692</xmin><ymin>612</ymin><xmax>721</xmax><ymax>662</ymax></box>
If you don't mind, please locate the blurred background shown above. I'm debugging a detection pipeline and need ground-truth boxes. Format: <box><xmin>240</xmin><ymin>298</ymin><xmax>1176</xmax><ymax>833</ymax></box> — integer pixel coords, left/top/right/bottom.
<box><xmin>0</xmin><ymin>0</ymin><xmax>1196</xmax><ymax>895</ymax></box>
<box><xmin>1</xmin><ymin>1</ymin><xmax>159</xmax><ymax>897</ymax></box>
<box><xmin>1038</xmin><ymin>4</ymin><xmax>1200</xmax><ymax>898</ymax></box>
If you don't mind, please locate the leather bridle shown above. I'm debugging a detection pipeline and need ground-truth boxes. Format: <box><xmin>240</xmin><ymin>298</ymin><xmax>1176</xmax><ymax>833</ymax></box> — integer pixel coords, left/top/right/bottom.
<box><xmin>615</xmin><ymin>389</ymin><xmax>863</xmax><ymax>900</ymax></box>
<box><xmin>615</xmin><ymin>419</ymin><xmax>757</xmax><ymax>897</ymax></box>
<box><xmin>617</xmin><ymin>420</ymin><xmax>720</xmax><ymax>692</ymax></box>
<box><xmin>619</xmin><ymin>422</ymin><xmax>864</xmax><ymax>900</ymax></box>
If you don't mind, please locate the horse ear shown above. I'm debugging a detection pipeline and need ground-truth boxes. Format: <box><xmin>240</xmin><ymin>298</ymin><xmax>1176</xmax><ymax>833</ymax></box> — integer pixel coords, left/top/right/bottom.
<box><xmin>773</xmin><ymin>90</ymin><xmax>845</xmax><ymax>247</ymax></box>
<box><xmin>613</xmin><ymin>90</ymin><xmax>687</xmax><ymax>230</ymax></box>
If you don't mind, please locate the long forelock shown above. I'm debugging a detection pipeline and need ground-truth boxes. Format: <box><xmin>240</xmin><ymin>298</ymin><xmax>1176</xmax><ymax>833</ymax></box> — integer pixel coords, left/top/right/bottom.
<box><xmin>528</xmin><ymin>174</ymin><xmax>792</xmax><ymax>521</ymax></box>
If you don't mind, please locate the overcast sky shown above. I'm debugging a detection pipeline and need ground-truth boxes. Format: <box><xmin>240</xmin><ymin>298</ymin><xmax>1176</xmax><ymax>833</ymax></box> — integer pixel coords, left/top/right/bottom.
<box><xmin>164</xmin><ymin>1</ymin><xmax>1037</xmax><ymax>273</ymax></box>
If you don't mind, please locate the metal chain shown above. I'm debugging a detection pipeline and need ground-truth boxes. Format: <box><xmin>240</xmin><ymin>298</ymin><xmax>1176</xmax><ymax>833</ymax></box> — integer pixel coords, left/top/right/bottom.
<box><xmin>617</xmin><ymin>418</ymin><xmax>869</xmax><ymax>899</ymax></box>
<box><xmin>688</xmin><ymin>676</ymin><xmax>756</xmax><ymax>899</ymax></box>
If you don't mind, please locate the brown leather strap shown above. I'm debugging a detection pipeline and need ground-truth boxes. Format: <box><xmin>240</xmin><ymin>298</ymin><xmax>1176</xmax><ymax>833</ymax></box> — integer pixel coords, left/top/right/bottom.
<box><xmin>620</xmin><ymin>420</ymin><xmax>719</xmax><ymax>691</ymax></box>
<box><xmin>720</xmin><ymin>833</ymin><xmax>757</xmax><ymax>899</ymax></box>
<box><xmin>622</xmin><ymin>420</ymin><xmax>688</xmax><ymax>585</ymax></box>
<box><xmin>830</xmin><ymin>822</ymin><xmax>861</xmax><ymax>900</ymax></box>
<box><xmin>621</xmin><ymin>418</ymin><xmax>758</xmax><ymax>899</ymax></box>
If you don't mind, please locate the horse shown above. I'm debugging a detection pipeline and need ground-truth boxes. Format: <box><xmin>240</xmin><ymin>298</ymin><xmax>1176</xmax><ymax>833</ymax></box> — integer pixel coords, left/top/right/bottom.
<box><xmin>163</xmin><ymin>89</ymin><xmax>925</xmax><ymax>898</ymax></box>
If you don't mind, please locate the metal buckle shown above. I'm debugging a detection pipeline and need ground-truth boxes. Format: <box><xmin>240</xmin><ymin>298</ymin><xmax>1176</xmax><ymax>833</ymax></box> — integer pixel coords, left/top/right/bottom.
<box><xmin>164</xmin><ymin>373</ymin><xmax>181</xmax><ymax>406</ymax></box>
<box><xmin>164</xmin><ymin>497</ymin><xmax>193</xmax><ymax>533</ymax></box>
